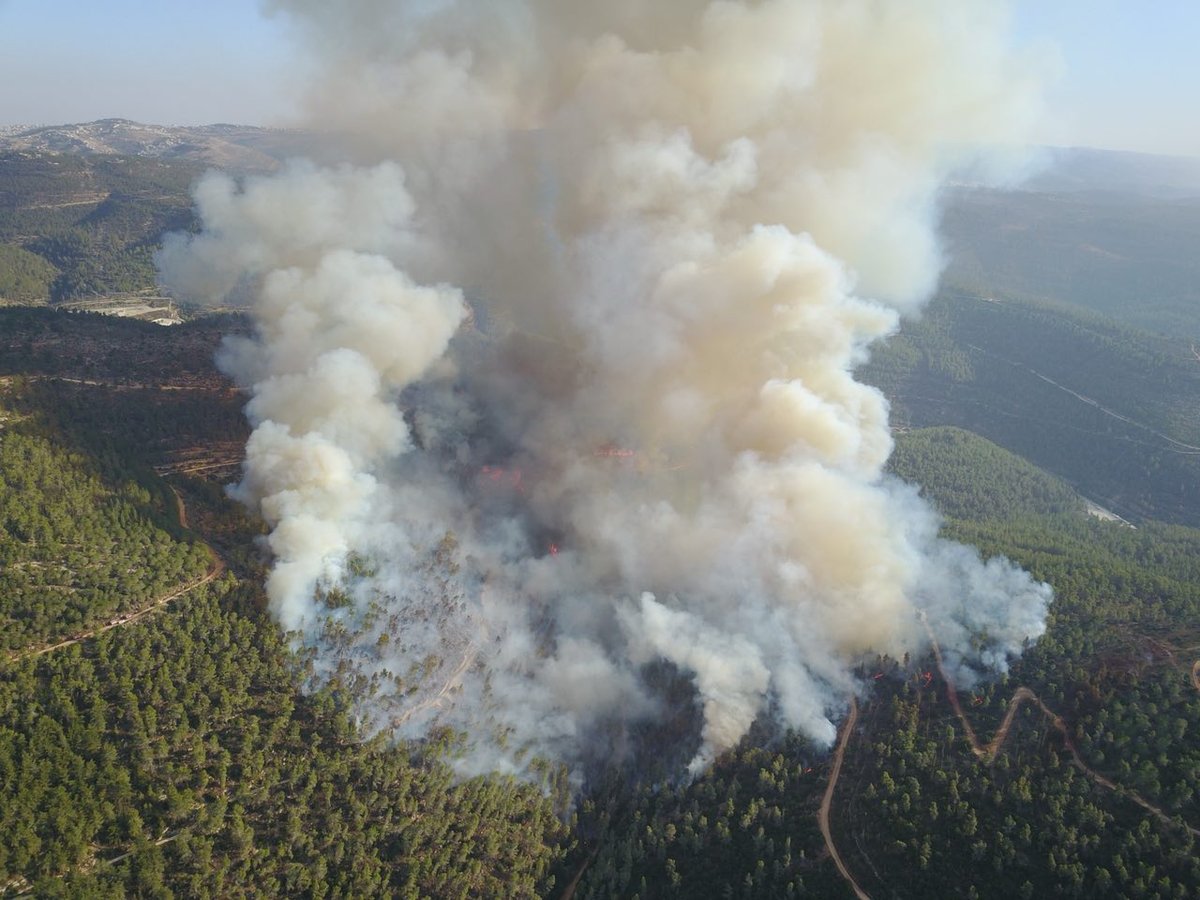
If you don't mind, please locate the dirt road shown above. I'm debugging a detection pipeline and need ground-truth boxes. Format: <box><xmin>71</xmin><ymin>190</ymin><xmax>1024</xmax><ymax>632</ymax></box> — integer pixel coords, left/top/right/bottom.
<box><xmin>11</xmin><ymin>561</ymin><xmax>223</xmax><ymax>663</ymax></box>
<box><xmin>20</xmin><ymin>375</ymin><xmax>223</xmax><ymax>393</ymax></box>
<box><xmin>389</xmin><ymin>641</ymin><xmax>479</xmax><ymax>729</ymax></box>
<box><xmin>9</xmin><ymin>490</ymin><xmax>224</xmax><ymax>663</ymax></box>
<box><xmin>819</xmin><ymin>697</ymin><xmax>871</xmax><ymax>900</ymax></box>
<box><xmin>557</xmin><ymin>848</ymin><xmax>598</xmax><ymax>900</ymax></box>
<box><xmin>924</xmin><ymin>616</ymin><xmax>1199</xmax><ymax>839</ymax></box>
<box><xmin>966</xmin><ymin>342</ymin><xmax>1200</xmax><ymax>455</ymax></box>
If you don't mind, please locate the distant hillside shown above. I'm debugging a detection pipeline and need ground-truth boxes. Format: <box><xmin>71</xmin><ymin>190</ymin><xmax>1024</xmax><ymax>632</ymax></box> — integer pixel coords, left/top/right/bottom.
<box><xmin>0</xmin><ymin>150</ymin><xmax>203</xmax><ymax>306</ymax></box>
<box><xmin>0</xmin><ymin>122</ymin><xmax>342</xmax><ymax>312</ymax></box>
<box><xmin>1023</xmin><ymin>146</ymin><xmax>1200</xmax><ymax>197</ymax></box>
<box><xmin>942</xmin><ymin>148</ymin><xmax>1200</xmax><ymax>338</ymax></box>
<box><xmin>8</xmin><ymin>129</ymin><xmax>1196</xmax><ymax>338</ymax></box>
<box><xmin>862</xmin><ymin>290</ymin><xmax>1200</xmax><ymax>527</ymax></box>
<box><xmin>0</xmin><ymin>118</ymin><xmax>316</xmax><ymax>173</ymax></box>
<box><xmin>943</xmin><ymin>187</ymin><xmax>1200</xmax><ymax>338</ymax></box>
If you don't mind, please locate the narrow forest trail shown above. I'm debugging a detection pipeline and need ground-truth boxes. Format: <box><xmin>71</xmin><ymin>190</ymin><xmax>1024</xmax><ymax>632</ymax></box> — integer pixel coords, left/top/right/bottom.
<box><xmin>8</xmin><ymin>490</ymin><xmax>225</xmax><ymax>663</ymax></box>
<box><xmin>965</xmin><ymin>342</ymin><xmax>1200</xmax><ymax>454</ymax></box>
<box><xmin>559</xmin><ymin>688</ymin><xmax>878</xmax><ymax>900</ymax></box>
<box><xmin>7</xmin><ymin>828</ymin><xmax>187</xmax><ymax>897</ymax></box>
<box><xmin>172</xmin><ymin>485</ymin><xmax>190</xmax><ymax>530</ymax></box>
<box><xmin>98</xmin><ymin>832</ymin><xmax>183</xmax><ymax>868</ymax></box>
<box><xmin>2</xmin><ymin>487</ymin><xmax>230</xmax><ymax>897</ymax></box>
<box><xmin>19</xmin><ymin>374</ymin><xmax>227</xmax><ymax>393</ymax></box>
<box><xmin>922</xmin><ymin>614</ymin><xmax>1200</xmax><ymax>839</ymax></box>
<box><xmin>10</xmin><ymin>561</ymin><xmax>224</xmax><ymax>662</ymax></box>
<box><xmin>389</xmin><ymin>641</ymin><xmax>480</xmax><ymax>729</ymax></box>
<box><xmin>557</xmin><ymin>848</ymin><xmax>598</xmax><ymax>900</ymax></box>
<box><xmin>819</xmin><ymin>697</ymin><xmax>871</xmax><ymax>900</ymax></box>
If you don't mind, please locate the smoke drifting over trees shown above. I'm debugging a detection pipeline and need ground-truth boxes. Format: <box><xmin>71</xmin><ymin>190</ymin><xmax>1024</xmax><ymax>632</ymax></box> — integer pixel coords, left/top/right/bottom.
<box><xmin>159</xmin><ymin>0</ymin><xmax>1052</xmax><ymax>776</ymax></box>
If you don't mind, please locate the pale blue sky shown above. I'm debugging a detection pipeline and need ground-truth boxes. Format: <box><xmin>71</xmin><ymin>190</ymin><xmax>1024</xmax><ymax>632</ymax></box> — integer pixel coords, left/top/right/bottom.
<box><xmin>1</xmin><ymin>1</ymin><xmax>1197</xmax><ymax>157</ymax></box>
<box><xmin>1012</xmin><ymin>0</ymin><xmax>1200</xmax><ymax>157</ymax></box>
<box><xmin>0</xmin><ymin>0</ymin><xmax>297</xmax><ymax>126</ymax></box>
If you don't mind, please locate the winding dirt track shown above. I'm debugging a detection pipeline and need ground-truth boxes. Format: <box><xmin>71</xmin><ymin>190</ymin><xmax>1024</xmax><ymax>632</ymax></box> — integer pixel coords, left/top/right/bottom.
<box><xmin>562</xmin><ymin>691</ymin><xmax>876</xmax><ymax>900</ymax></box>
<box><xmin>925</xmin><ymin>617</ymin><xmax>1200</xmax><ymax>839</ymax></box>
<box><xmin>819</xmin><ymin>697</ymin><xmax>871</xmax><ymax>900</ymax></box>
<box><xmin>4</xmin><ymin>489</ymin><xmax>222</xmax><ymax>896</ymax></box>
<box><xmin>8</xmin><ymin>490</ymin><xmax>224</xmax><ymax>663</ymax></box>
<box><xmin>10</xmin><ymin>564</ymin><xmax>223</xmax><ymax>662</ymax></box>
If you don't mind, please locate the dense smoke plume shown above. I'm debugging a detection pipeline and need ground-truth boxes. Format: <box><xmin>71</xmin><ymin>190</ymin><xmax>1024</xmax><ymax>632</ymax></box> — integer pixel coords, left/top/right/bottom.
<box><xmin>160</xmin><ymin>0</ymin><xmax>1052</xmax><ymax>775</ymax></box>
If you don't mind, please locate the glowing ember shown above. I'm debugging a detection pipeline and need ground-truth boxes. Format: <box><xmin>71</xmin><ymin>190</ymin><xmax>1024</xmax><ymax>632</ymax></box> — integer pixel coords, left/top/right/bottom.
<box><xmin>479</xmin><ymin>465</ymin><xmax>524</xmax><ymax>491</ymax></box>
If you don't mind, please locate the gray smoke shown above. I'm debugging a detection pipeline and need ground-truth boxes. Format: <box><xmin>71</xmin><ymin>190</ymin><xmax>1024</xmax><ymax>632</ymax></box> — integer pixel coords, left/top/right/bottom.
<box><xmin>160</xmin><ymin>0</ymin><xmax>1052</xmax><ymax>776</ymax></box>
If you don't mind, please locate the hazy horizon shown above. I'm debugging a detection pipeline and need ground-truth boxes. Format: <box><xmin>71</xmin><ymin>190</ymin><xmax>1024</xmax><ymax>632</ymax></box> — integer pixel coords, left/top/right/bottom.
<box><xmin>1</xmin><ymin>1</ymin><xmax>1199</xmax><ymax>159</ymax></box>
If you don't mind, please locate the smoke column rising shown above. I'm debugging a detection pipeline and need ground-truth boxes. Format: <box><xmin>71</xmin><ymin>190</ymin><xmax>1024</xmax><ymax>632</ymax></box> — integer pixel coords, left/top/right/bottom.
<box><xmin>160</xmin><ymin>0</ymin><xmax>1052</xmax><ymax>775</ymax></box>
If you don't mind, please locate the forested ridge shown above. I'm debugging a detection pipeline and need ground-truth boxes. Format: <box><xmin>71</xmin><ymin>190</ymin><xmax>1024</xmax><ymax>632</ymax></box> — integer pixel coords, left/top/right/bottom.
<box><xmin>0</xmin><ymin>307</ymin><xmax>243</xmax><ymax>384</ymax></box>
<box><xmin>0</xmin><ymin>152</ymin><xmax>201</xmax><ymax>305</ymax></box>
<box><xmin>861</xmin><ymin>290</ymin><xmax>1200</xmax><ymax>527</ymax></box>
<box><xmin>942</xmin><ymin>185</ymin><xmax>1200</xmax><ymax>338</ymax></box>
<box><xmin>0</xmin><ymin>584</ymin><xmax>570</xmax><ymax>897</ymax></box>
<box><xmin>837</xmin><ymin>429</ymin><xmax>1200</xmax><ymax>898</ymax></box>
<box><xmin>887</xmin><ymin>426</ymin><xmax>1085</xmax><ymax>522</ymax></box>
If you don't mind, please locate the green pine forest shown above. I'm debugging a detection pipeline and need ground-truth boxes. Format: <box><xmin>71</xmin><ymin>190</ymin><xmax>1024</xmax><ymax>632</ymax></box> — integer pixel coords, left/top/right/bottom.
<box><xmin>1</xmin><ymin>150</ymin><xmax>1199</xmax><ymax>898</ymax></box>
<box><xmin>0</xmin><ymin>337</ymin><xmax>571</xmax><ymax>898</ymax></box>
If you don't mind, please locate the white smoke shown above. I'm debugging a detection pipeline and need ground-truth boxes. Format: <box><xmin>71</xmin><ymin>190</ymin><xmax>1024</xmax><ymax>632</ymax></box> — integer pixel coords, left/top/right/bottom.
<box><xmin>160</xmin><ymin>0</ymin><xmax>1052</xmax><ymax>775</ymax></box>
